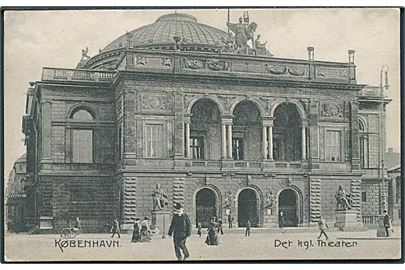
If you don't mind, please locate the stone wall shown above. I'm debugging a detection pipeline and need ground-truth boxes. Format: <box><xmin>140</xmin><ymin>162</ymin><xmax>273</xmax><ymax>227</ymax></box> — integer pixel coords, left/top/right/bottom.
<box><xmin>47</xmin><ymin>175</ymin><xmax>115</xmax><ymax>233</ymax></box>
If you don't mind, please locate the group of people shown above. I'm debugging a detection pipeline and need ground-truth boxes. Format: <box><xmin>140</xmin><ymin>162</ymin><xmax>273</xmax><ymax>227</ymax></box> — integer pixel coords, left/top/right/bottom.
<box><xmin>130</xmin><ymin>217</ymin><xmax>152</xmax><ymax>243</ymax></box>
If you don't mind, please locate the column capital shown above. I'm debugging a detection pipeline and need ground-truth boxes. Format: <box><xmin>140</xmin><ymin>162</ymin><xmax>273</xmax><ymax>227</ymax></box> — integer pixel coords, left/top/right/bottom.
<box><xmin>221</xmin><ymin>117</ymin><xmax>233</xmax><ymax>125</ymax></box>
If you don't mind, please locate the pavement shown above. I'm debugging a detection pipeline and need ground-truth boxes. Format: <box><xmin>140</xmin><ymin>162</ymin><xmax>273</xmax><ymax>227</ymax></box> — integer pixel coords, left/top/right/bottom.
<box><xmin>4</xmin><ymin>226</ymin><xmax>402</xmax><ymax>262</ymax></box>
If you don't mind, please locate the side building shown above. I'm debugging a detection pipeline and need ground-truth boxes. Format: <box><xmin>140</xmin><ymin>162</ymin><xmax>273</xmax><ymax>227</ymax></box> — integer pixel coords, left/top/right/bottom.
<box><xmin>21</xmin><ymin>12</ymin><xmax>392</xmax><ymax>232</ymax></box>
<box><xmin>5</xmin><ymin>154</ymin><xmax>27</xmax><ymax>233</ymax></box>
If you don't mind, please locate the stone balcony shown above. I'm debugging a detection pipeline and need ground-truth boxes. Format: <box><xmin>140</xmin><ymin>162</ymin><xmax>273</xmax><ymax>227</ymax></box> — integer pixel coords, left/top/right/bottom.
<box><xmin>41</xmin><ymin>67</ymin><xmax>116</xmax><ymax>83</ymax></box>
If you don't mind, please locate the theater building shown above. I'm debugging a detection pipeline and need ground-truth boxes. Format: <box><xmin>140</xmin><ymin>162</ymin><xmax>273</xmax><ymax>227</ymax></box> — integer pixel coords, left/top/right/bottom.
<box><xmin>21</xmin><ymin>12</ymin><xmax>391</xmax><ymax>232</ymax></box>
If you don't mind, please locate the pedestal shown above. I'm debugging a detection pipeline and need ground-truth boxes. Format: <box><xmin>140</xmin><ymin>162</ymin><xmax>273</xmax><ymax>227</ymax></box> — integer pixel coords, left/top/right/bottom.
<box><xmin>39</xmin><ymin>216</ymin><xmax>53</xmax><ymax>234</ymax></box>
<box><xmin>151</xmin><ymin>210</ymin><xmax>169</xmax><ymax>237</ymax></box>
<box><xmin>334</xmin><ymin>210</ymin><xmax>362</xmax><ymax>231</ymax></box>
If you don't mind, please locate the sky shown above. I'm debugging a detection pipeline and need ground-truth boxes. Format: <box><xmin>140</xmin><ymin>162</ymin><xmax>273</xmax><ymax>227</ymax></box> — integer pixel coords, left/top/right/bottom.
<box><xmin>3</xmin><ymin>8</ymin><xmax>401</xmax><ymax>178</ymax></box>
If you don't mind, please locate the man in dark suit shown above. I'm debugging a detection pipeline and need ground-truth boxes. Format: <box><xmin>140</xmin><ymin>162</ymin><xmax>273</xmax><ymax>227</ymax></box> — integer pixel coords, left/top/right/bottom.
<box><xmin>383</xmin><ymin>210</ymin><xmax>392</xmax><ymax>237</ymax></box>
<box><xmin>168</xmin><ymin>202</ymin><xmax>192</xmax><ymax>261</ymax></box>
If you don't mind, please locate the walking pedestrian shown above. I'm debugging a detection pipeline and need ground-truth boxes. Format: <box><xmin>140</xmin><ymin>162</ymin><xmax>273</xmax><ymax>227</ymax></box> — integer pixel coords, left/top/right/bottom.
<box><xmin>205</xmin><ymin>217</ymin><xmax>219</xmax><ymax>245</ymax></box>
<box><xmin>168</xmin><ymin>202</ymin><xmax>192</xmax><ymax>261</ymax></box>
<box><xmin>197</xmin><ymin>222</ymin><xmax>202</xmax><ymax>237</ymax></box>
<box><xmin>111</xmin><ymin>218</ymin><xmax>121</xmax><ymax>238</ymax></box>
<box><xmin>317</xmin><ymin>216</ymin><xmax>329</xmax><ymax>240</ymax></box>
<box><xmin>279</xmin><ymin>211</ymin><xmax>286</xmax><ymax>229</ymax></box>
<box><xmin>245</xmin><ymin>220</ymin><xmax>251</xmax><ymax>236</ymax></box>
<box><xmin>228</xmin><ymin>215</ymin><xmax>233</xmax><ymax>229</ymax></box>
<box><xmin>218</xmin><ymin>218</ymin><xmax>224</xmax><ymax>235</ymax></box>
<box><xmin>131</xmin><ymin>218</ymin><xmax>141</xmax><ymax>243</ymax></box>
<box><xmin>382</xmin><ymin>210</ymin><xmax>393</xmax><ymax>237</ymax></box>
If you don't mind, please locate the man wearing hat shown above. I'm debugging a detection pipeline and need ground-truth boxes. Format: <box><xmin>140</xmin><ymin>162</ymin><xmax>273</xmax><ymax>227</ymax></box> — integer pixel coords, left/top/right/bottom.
<box><xmin>168</xmin><ymin>202</ymin><xmax>192</xmax><ymax>261</ymax></box>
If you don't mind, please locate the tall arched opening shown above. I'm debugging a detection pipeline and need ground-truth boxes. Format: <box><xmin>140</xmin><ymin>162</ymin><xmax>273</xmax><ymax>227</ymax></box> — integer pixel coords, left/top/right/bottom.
<box><xmin>190</xmin><ymin>99</ymin><xmax>222</xmax><ymax>160</ymax></box>
<box><xmin>195</xmin><ymin>188</ymin><xmax>217</xmax><ymax>228</ymax></box>
<box><xmin>273</xmin><ymin>103</ymin><xmax>302</xmax><ymax>161</ymax></box>
<box><xmin>237</xmin><ymin>188</ymin><xmax>260</xmax><ymax>227</ymax></box>
<box><xmin>232</xmin><ymin>101</ymin><xmax>262</xmax><ymax>160</ymax></box>
<box><xmin>278</xmin><ymin>188</ymin><xmax>300</xmax><ymax>227</ymax></box>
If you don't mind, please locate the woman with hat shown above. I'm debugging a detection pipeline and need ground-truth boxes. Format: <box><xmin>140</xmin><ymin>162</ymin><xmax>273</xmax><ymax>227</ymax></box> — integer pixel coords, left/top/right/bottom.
<box><xmin>131</xmin><ymin>218</ymin><xmax>141</xmax><ymax>243</ymax></box>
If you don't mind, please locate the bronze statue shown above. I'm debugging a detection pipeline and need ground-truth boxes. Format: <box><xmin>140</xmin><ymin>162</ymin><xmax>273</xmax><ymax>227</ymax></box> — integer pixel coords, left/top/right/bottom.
<box><xmin>335</xmin><ymin>185</ymin><xmax>353</xmax><ymax>211</ymax></box>
<box><xmin>254</xmin><ymin>34</ymin><xmax>269</xmax><ymax>55</ymax></box>
<box><xmin>151</xmin><ymin>183</ymin><xmax>168</xmax><ymax>211</ymax></box>
<box><xmin>81</xmin><ymin>47</ymin><xmax>90</xmax><ymax>60</ymax></box>
<box><xmin>227</xmin><ymin>16</ymin><xmax>257</xmax><ymax>53</ymax></box>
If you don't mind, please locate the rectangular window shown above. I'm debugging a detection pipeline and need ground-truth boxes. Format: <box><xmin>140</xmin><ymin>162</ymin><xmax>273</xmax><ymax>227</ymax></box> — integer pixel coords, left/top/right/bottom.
<box><xmin>190</xmin><ymin>136</ymin><xmax>204</xmax><ymax>160</ymax></box>
<box><xmin>360</xmin><ymin>135</ymin><xmax>369</xmax><ymax>168</ymax></box>
<box><xmin>361</xmin><ymin>191</ymin><xmax>367</xmax><ymax>203</ymax></box>
<box><xmin>232</xmin><ymin>138</ymin><xmax>244</xmax><ymax>160</ymax></box>
<box><xmin>145</xmin><ymin>124</ymin><xmax>163</xmax><ymax>158</ymax></box>
<box><xmin>72</xmin><ymin>129</ymin><xmax>93</xmax><ymax>163</ymax></box>
<box><xmin>326</xmin><ymin>130</ymin><xmax>341</xmax><ymax>162</ymax></box>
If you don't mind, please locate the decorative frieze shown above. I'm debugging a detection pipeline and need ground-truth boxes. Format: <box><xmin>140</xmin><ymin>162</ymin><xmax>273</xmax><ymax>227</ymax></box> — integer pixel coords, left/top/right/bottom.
<box><xmin>320</xmin><ymin>102</ymin><xmax>344</xmax><ymax>118</ymax></box>
<box><xmin>264</xmin><ymin>63</ymin><xmax>309</xmax><ymax>77</ymax></box>
<box><xmin>316</xmin><ymin>67</ymin><xmax>349</xmax><ymax>80</ymax></box>
<box><xmin>140</xmin><ymin>92</ymin><xmax>172</xmax><ymax>112</ymax></box>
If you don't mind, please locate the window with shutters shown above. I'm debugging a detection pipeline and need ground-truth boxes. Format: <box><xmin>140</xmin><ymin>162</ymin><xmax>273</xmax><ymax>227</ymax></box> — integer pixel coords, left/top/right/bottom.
<box><xmin>325</xmin><ymin>130</ymin><xmax>341</xmax><ymax>162</ymax></box>
<box><xmin>145</xmin><ymin>124</ymin><xmax>163</xmax><ymax>158</ymax></box>
<box><xmin>72</xmin><ymin>129</ymin><xmax>93</xmax><ymax>163</ymax></box>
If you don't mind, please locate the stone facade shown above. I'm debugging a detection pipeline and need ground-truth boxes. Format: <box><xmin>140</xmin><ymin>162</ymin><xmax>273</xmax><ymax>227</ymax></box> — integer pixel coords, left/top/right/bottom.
<box><xmin>20</xmin><ymin>12</ymin><xmax>391</xmax><ymax>232</ymax></box>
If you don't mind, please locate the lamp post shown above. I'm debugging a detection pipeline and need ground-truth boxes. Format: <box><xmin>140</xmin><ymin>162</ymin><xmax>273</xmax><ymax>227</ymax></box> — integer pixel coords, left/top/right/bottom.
<box><xmin>162</xmin><ymin>204</ymin><xmax>166</xmax><ymax>239</ymax></box>
<box><xmin>379</xmin><ymin>65</ymin><xmax>389</xmax><ymax>214</ymax></box>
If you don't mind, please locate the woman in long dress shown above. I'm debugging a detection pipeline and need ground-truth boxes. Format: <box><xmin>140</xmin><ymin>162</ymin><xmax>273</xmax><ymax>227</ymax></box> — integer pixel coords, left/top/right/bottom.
<box><xmin>140</xmin><ymin>217</ymin><xmax>152</xmax><ymax>242</ymax></box>
<box><xmin>131</xmin><ymin>218</ymin><xmax>141</xmax><ymax>243</ymax></box>
<box><xmin>205</xmin><ymin>217</ymin><xmax>219</xmax><ymax>246</ymax></box>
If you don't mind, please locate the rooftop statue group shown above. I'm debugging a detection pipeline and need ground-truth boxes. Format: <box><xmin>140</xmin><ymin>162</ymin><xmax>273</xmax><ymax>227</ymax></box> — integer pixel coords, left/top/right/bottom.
<box><xmin>224</xmin><ymin>11</ymin><xmax>272</xmax><ymax>56</ymax></box>
<box><xmin>335</xmin><ymin>185</ymin><xmax>354</xmax><ymax>211</ymax></box>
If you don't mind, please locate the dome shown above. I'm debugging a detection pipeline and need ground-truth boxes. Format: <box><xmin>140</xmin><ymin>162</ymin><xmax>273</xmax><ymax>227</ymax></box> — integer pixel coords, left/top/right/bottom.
<box><xmin>101</xmin><ymin>13</ymin><xmax>228</xmax><ymax>52</ymax></box>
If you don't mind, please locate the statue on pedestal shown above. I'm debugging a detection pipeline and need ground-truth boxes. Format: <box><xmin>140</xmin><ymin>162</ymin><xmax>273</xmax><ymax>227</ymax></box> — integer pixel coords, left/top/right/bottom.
<box><xmin>226</xmin><ymin>13</ymin><xmax>257</xmax><ymax>54</ymax></box>
<box><xmin>151</xmin><ymin>183</ymin><xmax>168</xmax><ymax>211</ymax></box>
<box><xmin>335</xmin><ymin>185</ymin><xmax>353</xmax><ymax>211</ymax></box>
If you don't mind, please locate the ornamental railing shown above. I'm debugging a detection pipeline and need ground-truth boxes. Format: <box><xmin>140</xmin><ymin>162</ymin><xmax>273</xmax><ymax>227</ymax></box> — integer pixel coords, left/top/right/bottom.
<box><xmin>42</xmin><ymin>68</ymin><xmax>116</xmax><ymax>83</ymax></box>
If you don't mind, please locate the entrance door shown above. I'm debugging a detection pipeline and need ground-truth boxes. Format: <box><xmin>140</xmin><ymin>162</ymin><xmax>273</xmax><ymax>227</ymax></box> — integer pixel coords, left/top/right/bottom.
<box><xmin>238</xmin><ymin>189</ymin><xmax>259</xmax><ymax>227</ymax></box>
<box><xmin>196</xmin><ymin>188</ymin><xmax>216</xmax><ymax>228</ymax></box>
<box><xmin>278</xmin><ymin>189</ymin><xmax>298</xmax><ymax>227</ymax></box>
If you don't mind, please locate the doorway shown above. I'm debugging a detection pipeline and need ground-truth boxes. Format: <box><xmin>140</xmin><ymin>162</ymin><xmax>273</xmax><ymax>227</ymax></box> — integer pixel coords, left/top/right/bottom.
<box><xmin>196</xmin><ymin>188</ymin><xmax>217</xmax><ymax>228</ymax></box>
<box><xmin>238</xmin><ymin>189</ymin><xmax>259</xmax><ymax>227</ymax></box>
<box><xmin>278</xmin><ymin>189</ymin><xmax>299</xmax><ymax>227</ymax></box>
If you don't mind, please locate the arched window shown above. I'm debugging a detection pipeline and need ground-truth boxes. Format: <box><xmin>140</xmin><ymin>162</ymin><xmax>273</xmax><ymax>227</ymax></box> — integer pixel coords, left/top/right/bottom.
<box><xmin>71</xmin><ymin>109</ymin><xmax>94</xmax><ymax>121</ymax></box>
<box><xmin>69</xmin><ymin>107</ymin><xmax>95</xmax><ymax>163</ymax></box>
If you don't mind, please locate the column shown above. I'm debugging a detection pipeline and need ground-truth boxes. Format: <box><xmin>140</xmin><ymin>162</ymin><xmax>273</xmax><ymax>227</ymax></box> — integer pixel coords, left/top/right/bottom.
<box><xmin>222</xmin><ymin>123</ymin><xmax>227</xmax><ymax>159</ymax></box>
<box><xmin>268</xmin><ymin>125</ymin><xmax>273</xmax><ymax>160</ymax></box>
<box><xmin>262</xmin><ymin>125</ymin><xmax>268</xmax><ymax>159</ymax></box>
<box><xmin>227</xmin><ymin>124</ymin><xmax>232</xmax><ymax>159</ymax></box>
<box><xmin>185</xmin><ymin>120</ymin><xmax>190</xmax><ymax>159</ymax></box>
<box><xmin>301</xmin><ymin>123</ymin><xmax>307</xmax><ymax>160</ymax></box>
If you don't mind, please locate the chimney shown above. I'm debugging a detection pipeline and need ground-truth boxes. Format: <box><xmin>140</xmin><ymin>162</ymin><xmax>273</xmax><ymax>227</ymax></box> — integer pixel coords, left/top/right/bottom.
<box><xmin>348</xmin><ymin>49</ymin><xmax>355</xmax><ymax>64</ymax></box>
<box><xmin>307</xmin><ymin>47</ymin><xmax>314</xmax><ymax>61</ymax></box>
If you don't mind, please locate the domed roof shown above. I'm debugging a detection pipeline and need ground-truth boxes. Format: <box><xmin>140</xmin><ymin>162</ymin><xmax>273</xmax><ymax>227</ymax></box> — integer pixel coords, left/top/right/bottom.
<box><xmin>101</xmin><ymin>13</ymin><xmax>228</xmax><ymax>52</ymax></box>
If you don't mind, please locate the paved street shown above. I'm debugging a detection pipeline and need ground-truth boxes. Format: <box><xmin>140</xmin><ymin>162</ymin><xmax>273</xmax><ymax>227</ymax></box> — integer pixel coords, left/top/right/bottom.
<box><xmin>4</xmin><ymin>227</ymin><xmax>401</xmax><ymax>262</ymax></box>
